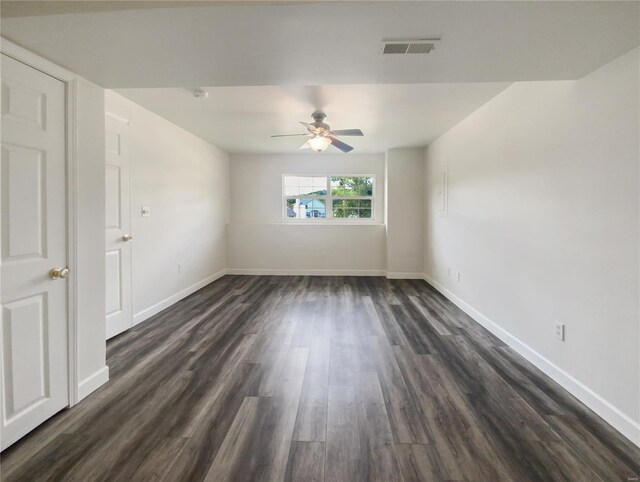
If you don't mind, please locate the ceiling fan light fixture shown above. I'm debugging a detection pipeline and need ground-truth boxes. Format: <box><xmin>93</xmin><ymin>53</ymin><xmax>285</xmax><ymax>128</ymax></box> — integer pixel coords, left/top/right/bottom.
<box><xmin>307</xmin><ymin>135</ymin><xmax>331</xmax><ymax>152</ymax></box>
<box><xmin>272</xmin><ymin>112</ymin><xmax>361</xmax><ymax>153</ymax></box>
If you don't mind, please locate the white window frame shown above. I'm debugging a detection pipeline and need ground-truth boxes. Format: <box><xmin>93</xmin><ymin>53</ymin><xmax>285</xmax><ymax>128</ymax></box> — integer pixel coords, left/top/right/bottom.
<box><xmin>282</xmin><ymin>174</ymin><xmax>376</xmax><ymax>223</ymax></box>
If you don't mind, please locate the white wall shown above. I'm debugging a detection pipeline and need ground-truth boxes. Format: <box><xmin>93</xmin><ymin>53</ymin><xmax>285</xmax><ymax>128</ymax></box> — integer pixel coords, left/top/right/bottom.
<box><xmin>75</xmin><ymin>78</ymin><xmax>108</xmax><ymax>393</ymax></box>
<box><xmin>386</xmin><ymin>148</ymin><xmax>424</xmax><ymax>277</ymax></box>
<box><xmin>424</xmin><ymin>48</ymin><xmax>640</xmax><ymax>443</ymax></box>
<box><xmin>227</xmin><ymin>153</ymin><xmax>386</xmax><ymax>274</ymax></box>
<box><xmin>105</xmin><ymin>91</ymin><xmax>229</xmax><ymax>322</ymax></box>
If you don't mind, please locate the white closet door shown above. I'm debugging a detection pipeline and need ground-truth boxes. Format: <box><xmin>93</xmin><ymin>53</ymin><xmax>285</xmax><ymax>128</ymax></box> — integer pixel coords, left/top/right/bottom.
<box><xmin>1</xmin><ymin>54</ymin><xmax>69</xmax><ymax>450</ymax></box>
<box><xmin>105</xmin><ymin>115</ymin><xmax>132</xmax><ymax>339</ymax></box>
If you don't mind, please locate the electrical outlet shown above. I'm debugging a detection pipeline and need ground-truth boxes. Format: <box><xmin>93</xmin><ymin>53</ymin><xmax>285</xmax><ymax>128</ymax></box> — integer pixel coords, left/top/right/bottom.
<box><xmin>141</xmin><ymin>206</ymin><xmax>151</xmax><ymax>217</ymax></box>
<box><xmin>456</xmin><ymin>271</ymin><xmax>461</xmax><ymax>284</ymax></box>
<box><xmin>177</xmin><ymin>263</ymin><xmax>182</xmax><ymax>274</ymax></box>
<box><xmin>554</xmin><ymin>321</ymin><xmax>565</xmax><ymax>341</ymax></box>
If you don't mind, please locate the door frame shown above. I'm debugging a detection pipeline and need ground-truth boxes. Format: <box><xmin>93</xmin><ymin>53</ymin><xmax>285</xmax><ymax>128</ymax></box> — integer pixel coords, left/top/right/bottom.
<box><xmin>1</xmin><ymin>38</ymin><xmax>81</xmax><ymax>407</ymax></box>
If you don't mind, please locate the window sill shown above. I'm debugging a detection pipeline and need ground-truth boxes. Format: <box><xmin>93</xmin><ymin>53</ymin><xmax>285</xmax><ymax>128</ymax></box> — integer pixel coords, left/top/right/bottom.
<box><xmin>279</xmin><ymin>220</ymin><xmax>384</xmax><ymax>226</ymax></box>
<box><xmin>228</xmin><ymin>221</ymin><xmax>386</xmax><ymax>227</ymax></box>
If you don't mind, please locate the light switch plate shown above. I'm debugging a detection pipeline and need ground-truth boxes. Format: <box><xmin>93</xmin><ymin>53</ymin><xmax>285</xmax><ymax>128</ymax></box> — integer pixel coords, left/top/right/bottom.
<box><xmin>141</xmin><ymin>206</ymin><xmax>151</xmax><ymax>217</ymax></box>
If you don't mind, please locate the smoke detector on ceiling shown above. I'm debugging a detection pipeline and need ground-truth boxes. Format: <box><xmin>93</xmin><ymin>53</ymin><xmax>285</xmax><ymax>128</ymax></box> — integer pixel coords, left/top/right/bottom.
<box><xmin>192</xmin><ymin>88</ymin><xmax>209</xmax><ymax>99</ymax></box>
<box><xmin>380</xmin><ymin>38</ymin><xmax>440</xmax><ymax>55</ymax></box>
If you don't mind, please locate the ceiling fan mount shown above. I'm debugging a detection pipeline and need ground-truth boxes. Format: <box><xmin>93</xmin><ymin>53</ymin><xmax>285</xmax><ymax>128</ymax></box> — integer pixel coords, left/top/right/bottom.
<box><xmin>271</xmin><ymin>112</ymin><xmax>364</xmax><ymax>153</ymax></box>
<box><xmin>311</xmin><ymin>111</ymin><xmax>327</xmax><ymax>124</ymax></box>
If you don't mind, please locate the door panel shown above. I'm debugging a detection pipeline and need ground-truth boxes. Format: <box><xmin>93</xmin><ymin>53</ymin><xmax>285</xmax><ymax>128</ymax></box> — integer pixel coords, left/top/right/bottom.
<box><xmin>1</xmin><ymin>78</ymin><xmax>46</xmax><ymax>129</ymax></box>
<box><xmin>0</xmin><ymin>54</ymin><xmax>68</xmax><ymax>450</ymax></box>
<box><xmin>105</xmin><ymin>116</ymin><xmax>132</xmax><ymax>339</ymax></box>
<box><xmin>1</xmin><ymin>144</ymin><xmax>46</xmax><ymax>259</ymax></box>
<box><xmin>105</xmin><ymin>250</ymin><xmax>122</xmax><ymax>316</ymax></box>
<box><xmin>105</xmin><ymin>164</ymin><xmax>121</xmax><ymax>229</ymax></box>
<box><xmin>2</xmin><ymin>294</ymin><xmax>49</xmax><ymax>418</ymax></box>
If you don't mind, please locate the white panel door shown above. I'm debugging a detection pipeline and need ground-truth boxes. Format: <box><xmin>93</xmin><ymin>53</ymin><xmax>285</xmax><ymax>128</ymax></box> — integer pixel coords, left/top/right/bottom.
<box><xmin>0</xmin><ymin>54</ymin><xmax>69</xmax><ymax>450</ymax></box>
<box><xmin>105</xmin><ymin>115</ymin><xmax>132</xmax><ymax>339</ymax></box>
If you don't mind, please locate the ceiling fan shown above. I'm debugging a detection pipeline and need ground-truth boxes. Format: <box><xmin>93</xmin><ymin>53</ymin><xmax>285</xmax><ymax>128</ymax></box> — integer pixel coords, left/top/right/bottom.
<box><xmin>271</xmin><ymin>112</ymin><xmax>364</xmax><ymax>153</ymax></box>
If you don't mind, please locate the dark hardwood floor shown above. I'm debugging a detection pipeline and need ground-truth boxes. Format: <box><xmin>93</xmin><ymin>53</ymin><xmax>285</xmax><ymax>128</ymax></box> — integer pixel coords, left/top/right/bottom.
<box><xmin>1</xmin><ymin>275</ymin><xmax>638</xmax><ymax>481</ymax></box>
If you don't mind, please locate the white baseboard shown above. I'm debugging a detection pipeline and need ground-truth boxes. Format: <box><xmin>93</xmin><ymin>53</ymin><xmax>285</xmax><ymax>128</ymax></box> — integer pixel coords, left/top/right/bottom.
<box><xmin>422</xmin><ymin>273</ymin><xmax>640</xmax><ymax>448</ymax></box>
<box><xmin>227</xmin><ymin>269</ymin><xmax>421</xmax><ymax>279</ymax></box>
<box><xmin>385</xmin><ymin>272</ymin><xmax>425</xmax><ymax>280</ymax></box>
<box><xmin>226</xmin><ymin>268</ymin><xmax>387</xmax><ymax>276</ymax></box>
<box><xmin>77</xmin><ymin>366</ymin><xmax>109</xmax><ymax>402</ymax></box>
<box><xmin>133</xmin><ymin>269</ymin><xmax>227</xmax><ymax>325</ymax></box>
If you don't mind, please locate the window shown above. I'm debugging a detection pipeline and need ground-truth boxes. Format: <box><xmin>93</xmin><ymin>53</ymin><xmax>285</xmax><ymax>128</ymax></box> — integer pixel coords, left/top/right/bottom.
<box><xmin>283</xmin><ymin>175</ymin><xmax>374</xmax><ymax>220</ymax></box>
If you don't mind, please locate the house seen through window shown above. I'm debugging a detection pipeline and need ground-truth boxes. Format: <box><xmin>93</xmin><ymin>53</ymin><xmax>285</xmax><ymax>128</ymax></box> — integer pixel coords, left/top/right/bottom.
<box><xmin>283</xmin><ymin>175</ymin><xmax>374</xmax><ymax>220</ymax></box>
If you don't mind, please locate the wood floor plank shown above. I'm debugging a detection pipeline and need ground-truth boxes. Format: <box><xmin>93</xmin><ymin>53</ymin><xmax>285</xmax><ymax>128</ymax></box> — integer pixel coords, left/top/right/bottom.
<box><xmin>474</xmin><ymin>344</ymin><xmax>640</xmax><ymax>476</ymax></box>
<box><xmin>0</xmin><ymin>397</ymin><xmax>101</xmax><ymax>478</ymax></box>
<box><xmin>204</xmin><ymin>347</ymin><xmax>309</xmax><ymax>481</ymax></box>
<box><xmin>325</xmin><ymin>385</ymin><xmax>363</xmax><ymax>482</ymax></box>
<box><xmin>328</xmin><ymin>285</ymin><xmax>357</xmax><ymax>386</ymax></box>
<box><xmin>396</xmin><ymin>444</ymin><xmax>445</xmax><ymax>482</ymax></box>
<box><xmin>292</xmin><ymin>331</ymin><xmax>330</xmax><ymax>441</ymax></box>
<box><xmin>129</xmin><ymin>436</ymin><xmax>188</xmax><ymax>481</ymax></box>
<box><xmin>2</xmin><ymin>275</ymin><xmax>636</xmax><ymax>482</ymax></box>
<box><xmin>393</xmin><ymin>345</ymin><xmax>504</xmax><ymax>481</ymax></box>
<box><xmin>354</xmin><ymin>371</ymin><xmax>403</xmax><ymax>482</ymax></box>
<box><xmin>161</xmin><ymin>362</ymin><xmax>260</xmax><ymax>481</ymax></box>
<box><xmin>389</xmin><ymin>304</ymin><xmax>433</xmax><ymax>355</ymax></box>
<box><xmin>370</xmin><ymin>297</ymin><xmax>408</xmax><ymax>346</ymax></box>
<box><xmin>534</xmin><ymin>441</ymin><xmax>604</xmax><ymax>481</ymax></box>
<box><xmin>367</xmin><ymin>335</ymin><xmax>430</xmax><ymax>444</ymax></box>
<box><xmin>408</xmin><ymin>294</ymin><xmax>452</xmax><ymax>336</ymax></box>
<box><xmin>284</xmin><ymin>441</ymin><xmax>325</xmax><ymax>482</ymax></box>
<box><xmin>291</xmin><ymin>301</ymin><xmax>317</xmax><ymax>347</ymax></box>
<box><xmin>201</xmin><ymin>396</ymin><xmax>261</xmax><ymax>482</ymax></box>
<box><xmin>61</xmin><ymin>372</ymin><xmax>198</xmax><ymax>480</ymax></box>
<box><xmin>547</xmin><ymin>414</ymin><xmax>639</xmax><ymax>481</ymax></box>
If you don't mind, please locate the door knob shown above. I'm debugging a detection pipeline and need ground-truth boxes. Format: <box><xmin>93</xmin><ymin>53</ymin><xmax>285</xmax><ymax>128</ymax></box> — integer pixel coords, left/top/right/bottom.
<box><xmin>50</xmin><ymin>267</ymin><xmax>70</xmax><ymax>279</ymax></box>
<box><xmin>122</xmin><ymin>234</ymin><xmax>133</xmax><ymax>242</ymax></box>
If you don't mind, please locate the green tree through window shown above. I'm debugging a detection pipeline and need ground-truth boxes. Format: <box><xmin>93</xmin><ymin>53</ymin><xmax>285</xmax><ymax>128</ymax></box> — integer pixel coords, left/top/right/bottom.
<box><xmin>331</xmin><ymin>176</ymin><xmax>373</xmax><ymax>197</ymax></box>
<box><xmin>331</xmin><ymin>177</ymin><xmax>373</xmax><ymax>218</ymax></box>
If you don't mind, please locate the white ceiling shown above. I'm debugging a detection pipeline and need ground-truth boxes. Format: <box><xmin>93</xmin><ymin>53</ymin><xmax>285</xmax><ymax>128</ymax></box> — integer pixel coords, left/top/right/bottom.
<box><xmin>116</xmin><ymin>83</ymin><xmax>510</xmax><ymax>153</ymax></box>
<box><xmin>2</xmin><ymin>2</ymin><xmax>638</xmax><ymax>88</ymax></box>
<box><xmin>2</xmin><ymin>1</ymin><xmax>637</xmax><ymax>154</ymax></box>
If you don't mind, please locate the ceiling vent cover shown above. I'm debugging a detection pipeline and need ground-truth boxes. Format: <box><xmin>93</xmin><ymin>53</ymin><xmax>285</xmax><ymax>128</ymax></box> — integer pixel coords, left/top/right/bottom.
<box><xmin>380</xmin><ymin>39</ymin><xmax>439</xmax><ymax>55</ymax></box>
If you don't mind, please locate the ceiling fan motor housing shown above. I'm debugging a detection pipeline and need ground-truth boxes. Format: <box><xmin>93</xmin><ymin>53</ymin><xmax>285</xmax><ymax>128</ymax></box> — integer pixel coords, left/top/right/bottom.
<box><xmin>311</xmin><ymin>112</ymin><xmax>330</xmax><ymax>131</ymax></box>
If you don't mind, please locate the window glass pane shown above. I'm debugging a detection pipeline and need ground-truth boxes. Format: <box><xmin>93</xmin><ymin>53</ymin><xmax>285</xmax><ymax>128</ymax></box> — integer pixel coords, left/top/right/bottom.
<box><xmin>312</xmin><ymin>177</ymin><xmax>326</xmax><ymax>189</ymax></box>
<box><xmin>332</xmin><ymin>199</ymin><xmax>372</xmax><ymax>209</ymax></box>
<box><xmin>284</xmin><ymin>175</ymin><xmax>327</xmax><ymax>187</ymax></box>
<box><xmin>301</xmin><ymin>198</ymin><xmax>326</xmax><ymax>218</ymax></box>
<box><xmin>284</xmin><ymin>186</ymin><xmax>300</xmax><ymax>196</ymax></box>
<box><xmin>300</xmin><ymin>187</ymin><xmax>326</xmax><ymax>197</ymax></box>
<box><xmin>332</xmin><ymin>199</ymin><xmax>372</xmax><ymax>218</ymax></box>
<box><xmin>331</xmin><ymin>176</ymin><xmax>373</xmax><ymax>196</ymax></box>
<box><xmin>283</xmin><ymin>176</ymin><xmax>327</xmax><ymax>196</ymax></box>
<box><xmin>286</xmin><ymin>198</ymin><xmax>304</xmax><ymax>218</ymax></box>
<box><xmin>286</xmin><ymin>197</ymin><xmax>327</xmax><ymax>218</ymax></box>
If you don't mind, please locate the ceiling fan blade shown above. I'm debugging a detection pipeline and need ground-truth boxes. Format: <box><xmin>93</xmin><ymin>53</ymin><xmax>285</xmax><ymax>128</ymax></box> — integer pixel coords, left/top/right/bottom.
<box><xmin>271</xmin><ymin>133</ymin><xmax>309</xmax><ymax>137</ymax></box>
<box><xmin>330</xmin><ymin>129</ymin><xmax>364</xmax><ymax>137</ymax></box>
<box><xmin>299</xmin><ymin>141</ymin><xmax>310</xmax><ymax>150</ymax></box>
<box><xmin>330</xmin><ymin>137</ymin><xmax>354</xmax><ymax>153</ymax></box>
<box><xmin>300</xmin><ymin>121</ymin><xmax>319</xmax><ymax>133</ymax></box>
